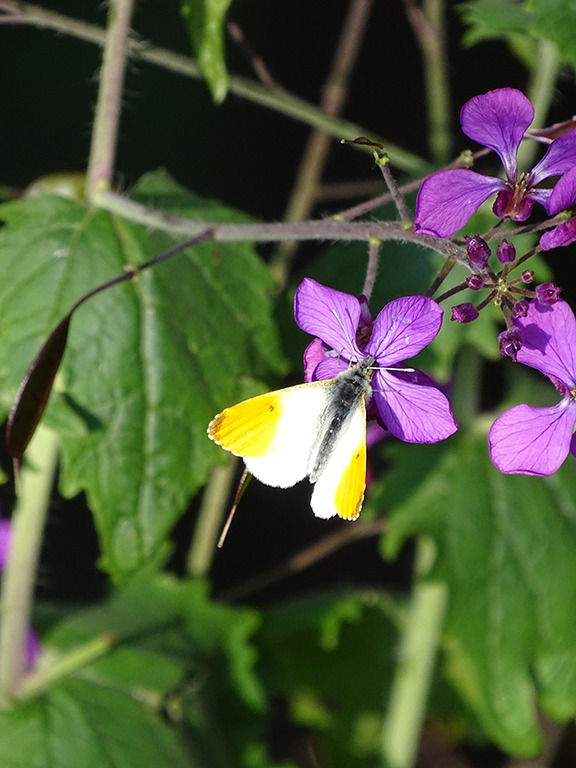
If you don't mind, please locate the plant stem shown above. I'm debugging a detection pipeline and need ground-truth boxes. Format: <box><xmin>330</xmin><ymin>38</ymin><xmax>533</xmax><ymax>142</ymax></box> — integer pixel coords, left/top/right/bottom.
<box><xmin>422</xmin><ymin>0</ymin><xmax>451</xmax><ymax>163</ymax></box>
<box><xmin>517</xmin><ymin>39</ymin><xmax>560</xmax><ymax>171</ymax></box>
<box><xmin>381</xmin><ymin>538</ymin><xmax>448</xmax><ymax>768</ymax></box>
<box><xmin>269</xmin><ymin>0</ymin><xmax>373</xmax><ymax>287</ymax></box>
<box><xmin>362</xmin><ymin>238</ymin><xmax>381</xmax><ymax>299</ymax></box>
<box><xmin>93</xmin><ymin>190</ymin><xmax>466</xmax><ymax>264</ymax></box>
<box><xmin>187</xmin><ymin>461</ymin><xmax>238</xmax><ymax>577</ymax></box>
<box><xmin>19</xmin><ymin>633</ymin><xmax>113</xmax><ymax>700</ymax></box>
<box><xmin>0</xmin><ymin>1</ymin><xmax>431</xmax><ymax>177</ymax></box>
<box><xmin>85</xmin><ymin>0</ymin><xmax>135</xmax><ymax>199</ymax></box>
<box><xmin>0</xmin><ymin>425</ymin><xmax>59</xmax><ymax>704</ymax></box>
<box><xmin>403</xmin><ymin>0</ymin><xmax>452</xmax><ymax>163</ymax></box>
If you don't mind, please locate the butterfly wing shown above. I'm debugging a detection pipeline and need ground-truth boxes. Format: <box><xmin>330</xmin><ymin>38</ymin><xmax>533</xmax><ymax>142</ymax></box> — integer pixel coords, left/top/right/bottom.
<box><xmin>310</xmin><ymin>396</ymin><xmax>366</xmax><ymax>520</ymax></box>
<box><xmin>208</xmin><ymin>381</ymin><xmax>333</xmax><ymax>488</ymax></box>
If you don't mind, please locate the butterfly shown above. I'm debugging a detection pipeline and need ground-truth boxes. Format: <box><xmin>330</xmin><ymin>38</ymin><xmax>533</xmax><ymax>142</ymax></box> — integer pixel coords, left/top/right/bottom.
<box><xmin>207</xmin><ymin>356</ymin><xmax>375</xmax><ymax>521</ymax></box>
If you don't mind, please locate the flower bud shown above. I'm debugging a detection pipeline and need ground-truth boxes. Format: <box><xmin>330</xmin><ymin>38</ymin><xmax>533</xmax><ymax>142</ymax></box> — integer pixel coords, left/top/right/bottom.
<box><xmin>535</xmin><ymin>283</ymin><xmax>562</xmax><ymax>305</ymax></box>
<box><xmin>466</xmin><ymin>274</ymin><xmax>484</xmax><ymax>291</ymax></box>
<box><xmin>521</xmin><ymin>270</ymin><xmax>534</xmax><ymax>284</ymax></box>
<box><xmin>465</xmin><ymin>235</ymin><xmax>491</xmax><ymax>270</ymax></box>
<box><xmin>512</xmin><ymin>299</ymin><xmax>529</xmax><ymax>318</ymax></box>
<box><xmin>451</xmin><ymin>302</ymin><xmax>479</xmax><ymax>323</ymax></box>
<box><xmin>497</xmin><ymin>239</ymin><xmax>516</xmax><ymax>263</ymax></box>
<box><xmin>498</xmin><ymin>329</ymin><xmax>522</xmax><ymax>360</ymax></box>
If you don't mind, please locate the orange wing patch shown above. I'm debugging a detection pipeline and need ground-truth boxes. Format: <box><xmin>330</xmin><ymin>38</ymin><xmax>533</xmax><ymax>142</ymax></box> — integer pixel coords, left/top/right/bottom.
<box><xmin>208</xmin><ymin>393</ymin><xmax>284</xmax><ymax>457</ymax></box>
<box><xmin>334</xmin><ymin>440</ymin><xmax>366</xmax><ymax>520</ymax></box>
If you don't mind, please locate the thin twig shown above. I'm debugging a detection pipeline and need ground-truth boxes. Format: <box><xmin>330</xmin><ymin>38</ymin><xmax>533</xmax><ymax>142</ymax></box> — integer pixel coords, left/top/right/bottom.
<box><xmin>227</xmin><ymin>20</ymin><xmax>276</xmax><ymax>87</ymax></box>
<box><xmin>218</xmin><ymin>518</ymin><xmax>386</xmax><ymax>603</ymax></box>
<box><xmin>270</xmin><ymin>0</ymin><xmax>374</xmax><ymax>288</ymax></box>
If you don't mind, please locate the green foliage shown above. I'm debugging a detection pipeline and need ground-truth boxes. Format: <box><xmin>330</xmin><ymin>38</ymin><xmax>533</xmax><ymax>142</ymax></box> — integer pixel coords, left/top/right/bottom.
<box><xmin>379</xmin><ymin>432</ymin><xmax>576</xmax><ymax>755</ymax></box>
<box><xmin>0</xmin><ymin>679</ymin><xmax>191</xmax><ymax>768</ymax></box>
<box><xmin>458</xmin><ymin>0</ymin><xmax>533</xmax><ymax>46</ymax></box>
<box><xmin>0</xmin><ymin>573</ymin><xmax>268</xmax><ymax>768</ymax></box>
<box><xmin>0</xmin><ymin>173</ymin><xmax>285</xmax><ymax>580</ymax></box>
<box><xmin>180</xmin><ymin>0</ymin><xmax>232</xmax><ymax>102</ymax></box>
<box><xmin>257</xmin><ymin>591</ymin><xmax>401</xmax><ymax>768</ymax></box>
<box><xmin>527</xmin><ymin>0</ymin><xmax>576</xmax><ymax>70</ymax></box>
<box><xmin>460</xmin><ymin>0</ymin><xmax>576</xmax><ymax>71</ymax></box>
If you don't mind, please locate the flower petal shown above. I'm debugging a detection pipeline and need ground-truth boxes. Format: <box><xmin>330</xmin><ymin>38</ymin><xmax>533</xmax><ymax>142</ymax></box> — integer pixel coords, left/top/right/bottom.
<box><xmin>294</xmin><ymin>278</ymin><xmax>360</xmax><ymax>358</ymax></box>
<box><xmin>488</xmin><ymin>402</ymin><xmax>574</xmax><ymax>475</ymax></box>
<box><xmin>460</xmin><ymin>88</ymin><xmax>533</xmax><ymax>178</ymax></box>
<box><xmin>365</xmin><ymin>296</ymin><xmax>443</xmax><ymax>365</ymax></box>
<box><xmin>372</xmin><ymin>370</ymin><xmax>457</xmax><ymax>442</ymax></box>
<box><xmin>415</xmin><ymin>170</ymin><xmax>504</xmax><ymax>237</ymax></box>
<box><xmin>540</xmin><ymin>218</ymin><xmax>576</xmax><ymax>251</ymax></box>
<box><xmin>514</xmin><ymin>300</ymin><xmax>576</xmax><ymax>386</ymax></box>
<box><xmin>543</xmin><ymin>166</ymin><xmax>576</xmax><ymax>216</ymax></box>
<box><xmin>303</xmin><ymin>338</ymin><xmax>329</xmax><ymax>382</ymax></box>
<box><xmin>313</xmin><ymin>356</ymin><xmax>346</xmax><ymax>381</ymax></box>
<box><xmin>530</xmin><ymin>129</ymin><xmax>576</xmax><ymax>186</ymax></box>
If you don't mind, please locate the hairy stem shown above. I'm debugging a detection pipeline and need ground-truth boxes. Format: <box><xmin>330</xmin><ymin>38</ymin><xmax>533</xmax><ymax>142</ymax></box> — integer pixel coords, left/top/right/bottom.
<box><xmin>86</xmin><ymin>0</ymin><xmax>135</xmax><ymax>198</ymax></box>
<box><xmin>93</xmin><ymin>189</ymin><xmax>466</xmax><ymax>264</ymax></box>
<box><xmin>0</xmin><ymin>426</ymin><xmax>59</xmax><ymax>704</ymax></box>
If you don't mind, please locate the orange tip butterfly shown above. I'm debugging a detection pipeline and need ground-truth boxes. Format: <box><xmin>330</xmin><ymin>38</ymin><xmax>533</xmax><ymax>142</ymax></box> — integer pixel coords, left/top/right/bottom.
<box><xmin>207</xmin><ymin>356</ymin><xmax>375</xmax><ymax>521</ymax></box>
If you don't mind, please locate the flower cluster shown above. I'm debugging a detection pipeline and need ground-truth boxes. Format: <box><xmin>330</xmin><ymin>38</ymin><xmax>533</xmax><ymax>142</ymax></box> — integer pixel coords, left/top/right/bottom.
<box><xmin>412</xmin><ymin>87</ymin><xmax>576</xmax><ymax>479</ymax></box>
<box><xmin>415</xmin><ymin>88</ymin><xmax>576</xmax><ymax>239</ymax></box>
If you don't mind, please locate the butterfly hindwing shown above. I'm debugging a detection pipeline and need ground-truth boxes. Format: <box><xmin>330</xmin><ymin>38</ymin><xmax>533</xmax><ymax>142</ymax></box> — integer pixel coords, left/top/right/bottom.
<box><xmin>310</xmin><ymin>396</ymin><xmax>367</xmax><ymax>520</ymax></box>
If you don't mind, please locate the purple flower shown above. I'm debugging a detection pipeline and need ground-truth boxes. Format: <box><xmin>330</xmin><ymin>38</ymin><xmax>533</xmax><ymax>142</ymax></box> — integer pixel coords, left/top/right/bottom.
<box><xmin>540</xmin><ymin>166</ymin><xmax>576</xmax><ymax>250</ymax></box>
<box><xmin>489</xmin><ymin>299</ymin><xmax>576</xmax><ymax>475</ymax></box>
<box><xmin>415</xmin><ymin>88</ymin><xmax>576</xmax><ymax>237</ymax></box>
<box><xmin>294</xmin><ymin>278</ymin><xmax>457</xmax><ymax>443</ymax></box>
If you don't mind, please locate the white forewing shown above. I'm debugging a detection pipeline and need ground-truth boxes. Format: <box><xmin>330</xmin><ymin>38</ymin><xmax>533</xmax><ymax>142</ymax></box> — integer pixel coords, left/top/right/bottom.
<box><xmin>244</xmin><ymin>382</ymin><xmax>333</xmax><ymax>488</ymax></box>
<box><xmin>310</xmin><ymin>400</ymin><xmax>366</xmax><ymax>518</ymax></box>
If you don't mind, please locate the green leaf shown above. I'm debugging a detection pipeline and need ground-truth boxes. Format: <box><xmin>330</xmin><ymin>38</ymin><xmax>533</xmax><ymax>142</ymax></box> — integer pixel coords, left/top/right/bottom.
<box><xmin>526</xmin><ymin>0</ymin><xmax>576</xmax><ymax>70</ymax></box>
<box><xmin>258</xmin><ymin>591</ymin><xmax>401</xmax><ymax>768</ymax></box>
<box><xmin>47</xmin><ymin>573</ymin><xmax>264</xmax><ymax>710</ymax></box>
<box><xmin>180</xmin><ymin>0</ymin><xmax>232</xmax><ymax>103</ymax></box>
<box><xmin>0</xmin><ymin>678</ymin><xmax>190</xmax><ymax>768</ymax></box>
<box><xmin>0</xmin><ymin>173</ymin><xmax>285</xmax><ymax>579</ymax></box>
<box><xmin>40</xmin><ymin>573</ymin><xmax>267</xmax><ymax>768</ymax></box>
<box><xmin>458</xmin><ymin>0</ymin><xmax>533</xmax><ymax>46</ymax></box>
<box><xmin>380</xmin><ymin>433</ymin><xmax>576</xmax><ymax>756</ymax></box>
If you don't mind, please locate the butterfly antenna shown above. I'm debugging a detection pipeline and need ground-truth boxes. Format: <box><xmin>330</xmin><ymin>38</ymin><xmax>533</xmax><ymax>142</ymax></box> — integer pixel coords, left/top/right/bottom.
<box><xmin>218</xmin><ymin>467</ymin><xmax>251</xmax><ymax>548</ymax></box>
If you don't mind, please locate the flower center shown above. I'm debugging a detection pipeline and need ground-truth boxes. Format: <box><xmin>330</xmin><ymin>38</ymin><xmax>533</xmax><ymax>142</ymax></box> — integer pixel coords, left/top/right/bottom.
<box><xmin>493</xmin><ymin>172</ymin><xmax>534</xmax><ymax>222</ymax></box>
